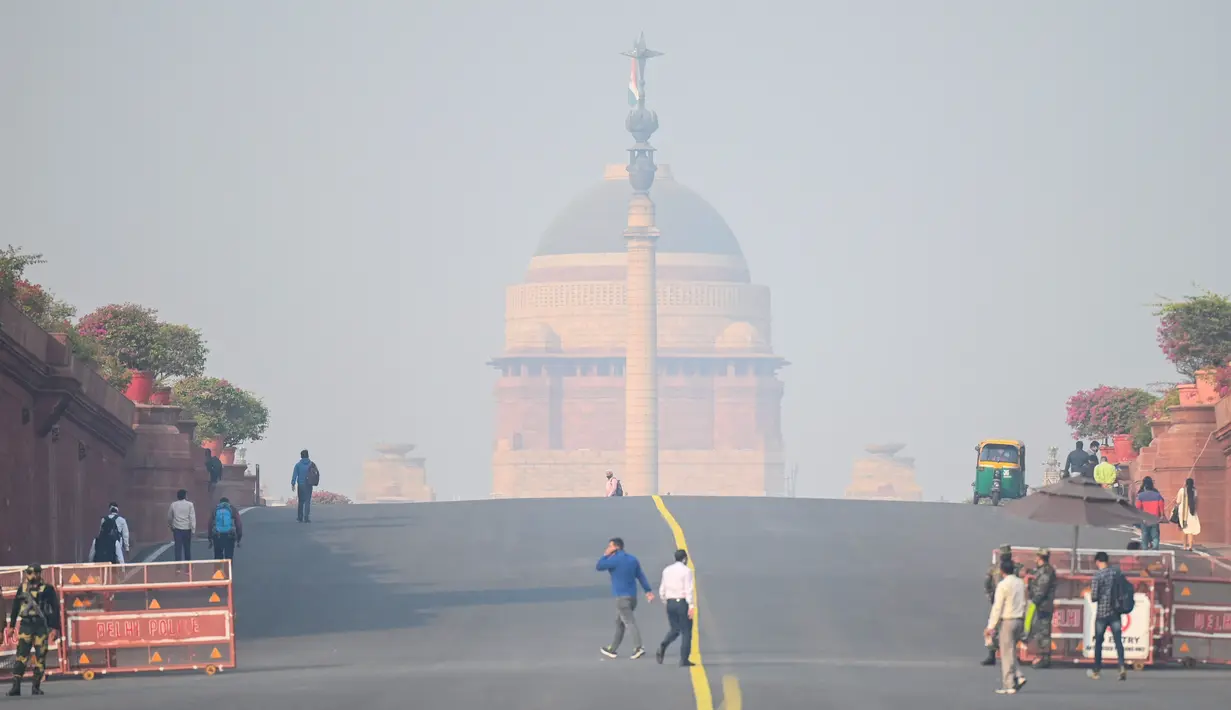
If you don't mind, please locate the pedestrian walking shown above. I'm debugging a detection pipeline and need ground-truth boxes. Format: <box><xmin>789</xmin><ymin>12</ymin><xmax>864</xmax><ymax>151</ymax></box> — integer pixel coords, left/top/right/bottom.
<box><xmin>1087</xmin><ymin>551</ymin><xmax>1129</xmax><ymax>681</ymax></box>
<box><xmin>209</xmin><ymin>497</ymin><xmax>243</xmax><ymax>560</ymax></box>
<box><xmin>291</xmin><ymin>450</ymin><xmax>320</xmax><ymax>523</ymax></box>
<box><xmin>596</xmin><ymin>537</ymin><xmax>653</xmax><ymax>659</ymax></box>
<box><xmin>89</xmin><ymin>503</ymin><xmax>130</xmax><ymax>564</ymax></box>
<box><xmin>167</xmin><ymin>489</ymin><xmax>197</xmax><ymax>561</ymax></box>
<box><xmin>981</xmin><ymin>544</ymin><xmax>1022</xmax><ymax>666</ymax></box>
<box><xmin>1134</xmin><ymin>476</ymin><xmax>1167</xmax><ymax>550</ymax></box>
<box><xmin>205</xmin><ymin>448</ymin><xmax>224</xmax><ymax>493</ymax></box>
<box><xmin>655</xmin><ymin>549</ymin><xmax>695</xmax><ymax>667</ymax></box>
<box><xmin>605</xmin><ymin>470</ymin><xmax>624</xmax><ymax>497</ymax></box>
<box><xmin>985</xmin><ymin>557</ymin><xmax>1028</xmax><ymax>695</ymax></box>
<box><xmin>1173</xmin><ymin>478</ymin><xmax>1201</xmax><ymax>551</ymax></box>
<box><xmin>5</xmin><ymin>565</ymin><xmax>60</xmax><ymax>696</ymax></box>
<box><xmin>1028</xmin><ymin>549</ymin><xmax>1056</xmax><ymax>668</ymax></box>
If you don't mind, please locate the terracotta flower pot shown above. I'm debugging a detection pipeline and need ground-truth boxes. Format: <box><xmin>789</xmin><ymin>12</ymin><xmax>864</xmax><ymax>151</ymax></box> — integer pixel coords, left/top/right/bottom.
<box><xmin>124</xmin><ymin>370</ymin><xmax>155</xmax><ymax>404</ymax></box>
<box><xmin>219</xmin><ymin>447</ymin><xmax>237</xmax><ymax>465</ymax></box>
<box><xmin>149</xmin><ymin>386</ymin><xmax>172</xmax><ymax>405</ymax></box>
<box><xmin>1177</xmin><ymin>384</ymin><xmax>1199</xmax><ymax>407</ymax></box>
<box><xmin>200</xmin><ymin>438</ymin><xmax>224</xmax><ymax>458</ymax></box>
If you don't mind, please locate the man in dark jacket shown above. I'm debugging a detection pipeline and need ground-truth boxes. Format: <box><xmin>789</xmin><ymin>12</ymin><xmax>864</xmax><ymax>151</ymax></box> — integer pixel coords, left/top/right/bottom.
<box><xmin>1063</xmin><ymin>441</ymin><xmax>1087</xmax><ymax>478</ymax></box>
<box><xmin>1029</xmin><ymin>549</ymin><xmax>1057</xmax><ymax>668</ymax></box>
<box><xmin>6</xmin><ymin>565</ymin><xmax>60</xmax><ymax>696</ymax></box>
<box><xmin>596</xmin><ymin>537</ymin><xmax>654</xmax><ymax>660</ymax></box>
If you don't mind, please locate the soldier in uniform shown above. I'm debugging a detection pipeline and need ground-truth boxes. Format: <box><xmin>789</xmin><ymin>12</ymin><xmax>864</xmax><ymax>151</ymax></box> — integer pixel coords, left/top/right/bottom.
<box><xmin>1028</xmin><ymin>548</ymin><xmax>1057</xmax><ymax>668</ymax></box>
<box><xmin>982</xmin><ymin>544</ymin><xmax>1024</xmax><ymax>665</ymax></box>
<box><xmin>6</xmin><ymin>564</ymin><xmax>61</xmax><ymax>696</ymax></box>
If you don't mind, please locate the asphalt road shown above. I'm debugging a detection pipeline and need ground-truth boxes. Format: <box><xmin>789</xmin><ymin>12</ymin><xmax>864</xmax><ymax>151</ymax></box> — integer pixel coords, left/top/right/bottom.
<box><xmin>29</xmin><ymin>497</ymin><xmax>1231</xmax><ymax>709</ymax></box>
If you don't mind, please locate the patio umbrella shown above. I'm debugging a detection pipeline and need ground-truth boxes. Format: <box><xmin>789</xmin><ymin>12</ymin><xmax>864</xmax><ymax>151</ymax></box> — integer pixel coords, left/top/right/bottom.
<box><xmin>1001</xmin><ymin>476</ymin><xmax>1158</xmax><ymax>570</ymax></box>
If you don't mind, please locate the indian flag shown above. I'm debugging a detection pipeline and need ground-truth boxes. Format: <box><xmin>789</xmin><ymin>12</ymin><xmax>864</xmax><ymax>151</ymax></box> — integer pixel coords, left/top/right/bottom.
<box><xmin>627</xmin><ymin>58</ymin><xmax>639</xmax><ymax>106</ymax></box>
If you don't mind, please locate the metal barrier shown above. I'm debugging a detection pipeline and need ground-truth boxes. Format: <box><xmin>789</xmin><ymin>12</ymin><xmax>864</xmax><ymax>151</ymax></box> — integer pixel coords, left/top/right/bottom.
<box><xmin>995</xmin><ymin>546</ymin><xmax>1231</xmax><ymax>669</ymax></box>
<box><xmin>57</xmin><ymin>560</ymin><xmax>236</xmax><ymax>680</ymax></box>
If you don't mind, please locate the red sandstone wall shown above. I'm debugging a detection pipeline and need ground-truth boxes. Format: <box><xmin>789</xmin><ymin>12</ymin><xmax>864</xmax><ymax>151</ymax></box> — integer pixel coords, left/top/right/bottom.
<box><xmin>1</xmin><ymin>299</ymin><xmax>252</xmax><ymax>567</ymax></box>
<box><xmin>1130</xmin><ymin>383</ymin><xmax>1228</xmax><ymax>547</ymax></box>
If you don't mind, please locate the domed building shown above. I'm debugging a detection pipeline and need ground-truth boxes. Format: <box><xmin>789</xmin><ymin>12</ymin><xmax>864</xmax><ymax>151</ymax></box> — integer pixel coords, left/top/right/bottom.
<box><xmin>490</xmin><ymin>163</ymin><xmax>788</xmax><ymax>497</ymax></box>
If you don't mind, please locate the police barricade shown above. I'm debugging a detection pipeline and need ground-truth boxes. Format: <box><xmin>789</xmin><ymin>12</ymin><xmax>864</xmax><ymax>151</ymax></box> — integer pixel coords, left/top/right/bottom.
<box><xmin>1170</xmin><ymin>554</ymin><xmax>1231</xmax><ymax>667</ymax></box>
<box><xmin>56</xmin><ymin>560</ymin><xmax>235</xmax><ymax>680</ymax></box>
<box><xmin>0</xmin><ymin>566</ymin><xmax>63</xmax><ymax>683</ymax></box>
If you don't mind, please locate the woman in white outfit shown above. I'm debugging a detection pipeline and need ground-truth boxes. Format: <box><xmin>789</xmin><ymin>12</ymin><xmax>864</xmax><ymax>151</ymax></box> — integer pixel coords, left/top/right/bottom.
<box><xmin>1174</xmin><ymin>478</ymin><xmax>1201</xmax><ymax>551</ymax></box>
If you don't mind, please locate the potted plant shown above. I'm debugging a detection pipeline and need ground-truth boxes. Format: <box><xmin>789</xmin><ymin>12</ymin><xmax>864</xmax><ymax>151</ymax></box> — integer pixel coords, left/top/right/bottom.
<box><xmin>77</xmin><ymin>303</ymin><xmax>162</xmax><ymax>403</ymax></box>
<box><xmin>173</xmin><ymin>376</ymin><xmax>270</xmax><ymax>464</ymax></box>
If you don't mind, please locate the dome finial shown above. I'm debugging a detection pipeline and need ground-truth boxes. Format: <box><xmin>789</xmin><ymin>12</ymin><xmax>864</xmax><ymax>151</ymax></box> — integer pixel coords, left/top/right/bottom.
<box><xmin>620</xmin><ymin>33</ymin><xmax>664</xmax><ymax>194</ymax></box>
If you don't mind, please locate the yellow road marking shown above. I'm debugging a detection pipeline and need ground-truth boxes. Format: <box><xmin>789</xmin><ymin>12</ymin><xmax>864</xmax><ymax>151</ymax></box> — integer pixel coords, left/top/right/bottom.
<box><xmin>654</xmin><ymin>495</ymin><xmax>739</xmax><ymax>710</ymax></box>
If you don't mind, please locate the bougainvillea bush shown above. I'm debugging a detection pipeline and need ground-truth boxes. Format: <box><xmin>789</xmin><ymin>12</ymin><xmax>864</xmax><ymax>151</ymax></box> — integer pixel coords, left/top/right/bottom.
<box><xmin>311</xmin><ymin>490</ymin><xmax>352</xmax><ymax>505</ymax></box>
<box><xmin>1156</xmin><ymin>289</ymin><xmax>1231</xmax><ymax>380</ymax></box>
<box><xmin>1065</xmin><ymin>386</ymin><xmax>1158</xmax><ymax>441</ymax></box>
<box><xmin>77</xmin><ymin>303</ymin><xmax>162</xmax><ymax>372</ymax></box>
<box><xmin>173</xmin><ymin>376</ymin><xmax>270</xmax><ymax>447</ymax></box>
<box><xmin>150</xmin><ymin>323</ymin><xmax>208</xmax><ymax>384</ymax></box>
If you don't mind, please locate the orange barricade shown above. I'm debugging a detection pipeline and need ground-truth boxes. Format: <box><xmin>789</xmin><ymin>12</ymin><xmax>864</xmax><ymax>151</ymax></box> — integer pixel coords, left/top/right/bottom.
<box><xmin>0</xmin><ymin>566</ymin><xmax>64</xmax><ymax>682</ymax></box>
<box><xmin>996</xmin><ymin>546</ymin><xmax>1231</xmax><ymax>669</ymax></box>
<box><xmin>57</xmin><ymin>560</ymin><xmax>236</xmax><ymax>680</ymax></box>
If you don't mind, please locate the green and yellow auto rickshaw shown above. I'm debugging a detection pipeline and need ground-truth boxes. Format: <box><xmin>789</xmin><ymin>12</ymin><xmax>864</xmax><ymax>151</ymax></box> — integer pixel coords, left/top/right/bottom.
<box><xmin>971</xmin><ymin>439</ymin><xmax>1027</xmax><ymax>506</ymax></box>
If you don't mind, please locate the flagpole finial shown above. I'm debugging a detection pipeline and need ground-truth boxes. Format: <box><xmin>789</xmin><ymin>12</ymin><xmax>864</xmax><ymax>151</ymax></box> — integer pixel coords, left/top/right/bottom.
<box><xmin>620</xmin><ymin>35</ymin><xmax>663</xmax><ymax>194</ymax></box>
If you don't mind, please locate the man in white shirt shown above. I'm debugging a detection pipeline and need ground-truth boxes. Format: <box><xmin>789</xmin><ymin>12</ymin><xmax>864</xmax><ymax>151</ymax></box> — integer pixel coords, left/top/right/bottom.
<box><xmin>655</xmin><ymin>549</ymin><xmax>695</xmax><ymax>667</ymax></box>
<box><xmin>167</xmin><ymin>489</ymin><xmax>197</xmax><ymax>561</ymax></box>
<box><xmin>985</xmin><ymin>557</ymin><xmax>1028</xmax><ymax>694</ymax></box>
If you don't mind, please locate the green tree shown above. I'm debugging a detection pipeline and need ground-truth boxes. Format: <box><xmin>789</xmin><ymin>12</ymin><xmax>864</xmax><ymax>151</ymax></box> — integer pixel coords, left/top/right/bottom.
<box><xmin>173</xmin><ymin>376</ymin><xmax>270</xmax><ymax>447</ymax></box>
<box><xmin>151</xmin><ymin>323</ymin><xmax>209</xmax><ymax>384</ymax></box>
<box><xmin>0</xmin><ymin>245</ymin><xmax>44</xmax><ymax>298</ymax></box>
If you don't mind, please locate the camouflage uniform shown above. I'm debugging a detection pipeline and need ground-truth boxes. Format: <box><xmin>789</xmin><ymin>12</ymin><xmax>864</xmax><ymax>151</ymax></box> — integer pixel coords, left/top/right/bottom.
<box><xmin>982</xmin><ymin>545</ymin><xmax>1024</xmax><ymax>666</ymax></box>
<box><xmin>1028</xmin><ymin>551</ymin><xmax>1057</xmax><ymax>667</ymax></box>
<box><xmin>7</xmin><ymin>566</ymin><xmax>60</xmax><ymax>696</ymax></box>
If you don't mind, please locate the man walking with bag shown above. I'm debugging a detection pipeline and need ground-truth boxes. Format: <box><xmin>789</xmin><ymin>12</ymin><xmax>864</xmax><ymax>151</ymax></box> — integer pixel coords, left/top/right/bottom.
<box><xmin>1087</xmin><ymin>551</ymin><xmax>1131</xmax><ymax>681</ymax></box>
<box><xmin>209</xmin><ymin>496</ymin><xmax>243</xmax><ymax>560</ymax></box>
<box><xmin>292</xmin><ymin>449</ymin><xmax>320</xmax><ymax>523</ymax></box>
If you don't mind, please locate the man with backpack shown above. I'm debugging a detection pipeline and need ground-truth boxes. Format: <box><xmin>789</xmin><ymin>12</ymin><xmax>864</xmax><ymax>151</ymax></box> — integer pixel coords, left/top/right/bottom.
<box><xmin>209</xmin><ymin>496</ymin><xmax>243</xmax><ymax>560</ymax></box>
<box><xmin>205</xmin><ymin>448</ymin><xmax>224</xmax><ymax>493</ymax></box>
<box><xmin>291</xmin><ymin>449</ymin><xmax>320</xmax><ymax>523</ymax></box>
<box><xmin>605</xmin><ymin>470</ymin><xmax>624</xmax><ymax>497</ymax></box>
<box><xmin>90</xmin><ymin>503</ymin><xmax>130</xmax><ymax>564</ymax></box>
<box><xmin>1087</xmin><ymin>551</ymin><xmax>1132</xmax><ymax>681</ymax></box>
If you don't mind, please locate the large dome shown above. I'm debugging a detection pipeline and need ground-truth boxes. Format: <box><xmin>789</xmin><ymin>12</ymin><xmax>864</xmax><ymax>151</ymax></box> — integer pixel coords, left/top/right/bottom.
<box><xmin>534</xmin><ymin>165</ymin><xmax>743</xmax><ymax>257</ymax></box>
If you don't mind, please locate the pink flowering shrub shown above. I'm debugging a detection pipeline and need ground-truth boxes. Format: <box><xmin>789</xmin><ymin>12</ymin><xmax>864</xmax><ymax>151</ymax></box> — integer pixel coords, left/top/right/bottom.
<box><xmin>1065</xmin><ymin>386</ymin><xmax>1158</xmax><ymax>441</ymax></box>
<box><xmin>312</xmin><ymin>490</ymin><xmax>352</xmax><ymax>505</ymax></box>
<box><xmin>77</xmin><ymin>303</ymin><xmax>161</xmax><ymax>371</ymax></box>
<box><xmin>1155</xmin><ymin>290</ymin><xmax>1231</xmax><ymax>380</ymax></box>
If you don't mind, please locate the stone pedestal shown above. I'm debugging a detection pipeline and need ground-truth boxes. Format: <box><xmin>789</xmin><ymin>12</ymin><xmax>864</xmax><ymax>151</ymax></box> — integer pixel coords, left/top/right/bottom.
<box><xmin>124</xmin><ymin>404</ymin><xmax>212</xmax><ymax>544</ymax></box>
<box><xmin>358</xmin><ymin>444</ymin><xmax>436</xmax><ymax>503</ymax></box>
<box><xmin>844</xmin><ymin>443</ymin><xmax>923</xmax><ymax>501</ymax></box>
<box><xmin>215</xmin><ymin>463</ymin><xmax>257</xmax><ymax>508</ymax></box>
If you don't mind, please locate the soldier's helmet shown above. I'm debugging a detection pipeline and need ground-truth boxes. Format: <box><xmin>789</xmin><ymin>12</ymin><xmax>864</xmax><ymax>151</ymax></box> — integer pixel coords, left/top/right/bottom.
<box><xmin>998</xmin><ymin>544</ymin><xmax>1012</xmax><ymax>555</ymax></box>
<box><xmin>1037</xmin><ymin>548</ymin><xmax>1050</xmax><ymax>559</ymax></box>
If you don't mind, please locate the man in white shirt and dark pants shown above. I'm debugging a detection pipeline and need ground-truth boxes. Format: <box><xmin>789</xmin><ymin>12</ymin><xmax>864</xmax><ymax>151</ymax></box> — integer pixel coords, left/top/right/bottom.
<box><xmin>655</xmin><ymin>549</ymin><xmax>695</xmax><ymax>667</ymax></box>
<box><xmin>985</xmin><ymin>557</ymin><xmax>1028</xmax><ymax>694</ymax></box>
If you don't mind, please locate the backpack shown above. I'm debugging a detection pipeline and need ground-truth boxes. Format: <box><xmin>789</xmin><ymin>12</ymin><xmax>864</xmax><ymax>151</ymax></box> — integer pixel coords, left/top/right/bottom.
<box><xmin>93</xmin><ymin>515</ymin><xmax>120</xmax><ymax>562</ymax></box>
<box><xmin>214</xmin><ymin>504</ymin><xmax>235</xmax><ymax>535</ymax></box>
<box><xmin>1113</xmin><ymin>572</ymin><xmax>1135</xmax><ymax>615</ymax></box>
<box><xmin>613</xmin><ymin>480</ymin><xmax>624</xmax><ymax>497</ymax></box>
<box><xmin>307</xmin><ymin>462</ymin><xmax>321</xmax><ymax>487</ymax></box>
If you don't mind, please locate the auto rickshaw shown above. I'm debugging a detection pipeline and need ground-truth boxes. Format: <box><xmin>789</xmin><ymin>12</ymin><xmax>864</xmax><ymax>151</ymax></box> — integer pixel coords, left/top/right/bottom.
<box><xmin>971</xmin><ymin>439</ymin><xmax>1027</xmax><ymax>506</ymax></box>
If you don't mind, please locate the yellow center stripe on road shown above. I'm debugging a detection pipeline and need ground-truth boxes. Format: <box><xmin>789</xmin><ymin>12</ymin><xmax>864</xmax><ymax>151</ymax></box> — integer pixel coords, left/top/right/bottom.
<box><xmin>653</xmin><ymin>495</ymin><xmax>742</xmax><ymax>710</ymax></box>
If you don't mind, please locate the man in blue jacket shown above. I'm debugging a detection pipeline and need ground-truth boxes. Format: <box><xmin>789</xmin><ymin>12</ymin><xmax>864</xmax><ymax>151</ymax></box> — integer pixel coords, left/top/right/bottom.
<box><xmin>596</xmin><ymin>537</ymin><xmax>654</xmax><ymax>659</ymax></box>
<box><xmin>291</xmin><ymin>450</ymin><xmax>319</xmax><ymax>523</ymax></box>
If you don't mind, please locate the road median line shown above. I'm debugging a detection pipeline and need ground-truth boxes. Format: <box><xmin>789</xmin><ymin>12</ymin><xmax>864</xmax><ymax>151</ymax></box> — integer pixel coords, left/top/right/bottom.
<box><xmin>652</xmin><ymin>495</ymin><xmax>722</xmax><ymax>710</ymax></box>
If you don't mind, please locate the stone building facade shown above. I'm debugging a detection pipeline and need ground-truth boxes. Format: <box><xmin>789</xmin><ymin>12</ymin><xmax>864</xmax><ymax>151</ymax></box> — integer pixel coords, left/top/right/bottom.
<box><xmin>843</xmin><ymin>443</ymin><xmax>924</xmax><ymax>501</ymax></box>
<box><xmin>357</xmin><ymin>444</ymin><xmax>436</xmax><ymax>503</ymax></box>
<box><xmin>490</xmin><ymin>164</ymin><xmax>787</xmax><ymax>498</ymax></box>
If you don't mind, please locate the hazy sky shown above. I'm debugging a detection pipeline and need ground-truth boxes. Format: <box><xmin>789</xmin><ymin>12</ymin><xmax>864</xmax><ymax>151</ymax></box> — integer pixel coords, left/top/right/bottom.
<box><xmin>4</xmin><ymin>1</ymin><xmax>1228</xmax><ymax>501</ymax></box>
